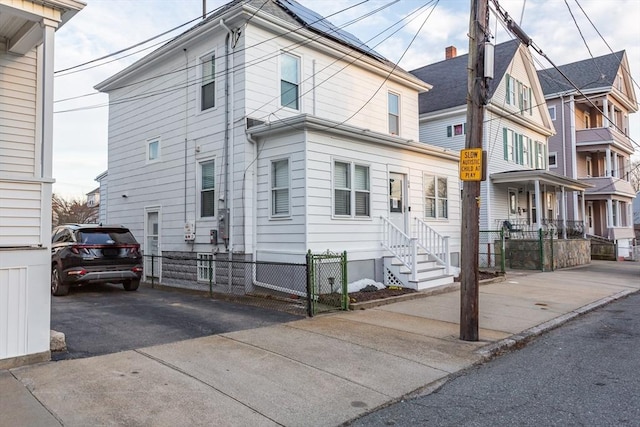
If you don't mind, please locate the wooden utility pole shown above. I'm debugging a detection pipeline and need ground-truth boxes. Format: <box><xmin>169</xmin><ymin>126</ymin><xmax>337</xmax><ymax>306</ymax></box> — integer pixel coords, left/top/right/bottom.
<box><xmin>460</xmin><ymin>0</ymin><xmax>489</xmax><ymax>341</ymax></box>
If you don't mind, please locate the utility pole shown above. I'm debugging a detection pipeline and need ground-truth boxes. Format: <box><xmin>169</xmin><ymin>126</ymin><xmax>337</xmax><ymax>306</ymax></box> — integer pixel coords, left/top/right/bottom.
<box><xmin>460</xmin><ymin>0</ymin><xmax>489</xmax><ymax>341</ymax></box>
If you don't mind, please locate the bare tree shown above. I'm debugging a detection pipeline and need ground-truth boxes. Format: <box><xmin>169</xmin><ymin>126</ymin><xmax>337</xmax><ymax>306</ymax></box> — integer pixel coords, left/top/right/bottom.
<box><xmin>630</xmin><ymin>160</ymin><xmax>640</xmax><ymax>193</ymax></box>
<box><xmin>52</xmin><ymin>194</ymin><xmax>98</xmax><ymax>227</ymax></box>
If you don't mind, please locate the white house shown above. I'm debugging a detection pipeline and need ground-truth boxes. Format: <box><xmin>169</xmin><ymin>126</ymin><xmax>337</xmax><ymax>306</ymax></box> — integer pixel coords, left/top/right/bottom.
<box><xmin>95</xmin><ymin>0</ymin><xmax>461</xmax><ymax>292</ymax></box>
<box><xmin>411</xmin><ymin>41</ymin><xmax>592</xmax><ymax>246</ymax></box>
<box><xmin>0</xmin><ymin>0</ymin><xmax>85</xmax><ymax>368</ymax></box>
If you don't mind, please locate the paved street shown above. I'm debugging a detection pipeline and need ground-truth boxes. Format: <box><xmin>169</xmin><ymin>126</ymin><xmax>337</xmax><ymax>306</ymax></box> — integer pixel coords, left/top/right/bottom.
<box><xmin>51</xmin><ymin>283</ymin><xmax>301</xmax><ymax>360</ymax></box>
<box><xmin>350</xmin><ymin>291</ymin><xmax>640</xmax><ymax>426</ymax></box>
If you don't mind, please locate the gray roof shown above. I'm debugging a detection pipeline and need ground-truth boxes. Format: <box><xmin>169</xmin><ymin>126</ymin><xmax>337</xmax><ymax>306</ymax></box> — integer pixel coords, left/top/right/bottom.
<box><xmin>537</xmin><ymin>50</ymin><xmax>625</xmax><ymax>96</ymax></box>
<box><xmin>409</xmin><ymin>39</ymin><xmax>520</xmax><ymax>114</ymax></box>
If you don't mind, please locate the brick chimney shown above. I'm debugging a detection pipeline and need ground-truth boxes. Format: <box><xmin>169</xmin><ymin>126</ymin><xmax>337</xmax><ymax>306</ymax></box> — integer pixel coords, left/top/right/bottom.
<box><xmin>445</xmin><ymin>46</ymin><xmax>457</xmax><ymax>60</ymax></box>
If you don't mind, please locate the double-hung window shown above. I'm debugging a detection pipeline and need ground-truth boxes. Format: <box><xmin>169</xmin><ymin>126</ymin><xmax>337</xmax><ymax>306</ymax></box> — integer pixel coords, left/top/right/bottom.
<box><xmin>271</xmin><ymin>159</ymin><xmax>290</xmax><ymax>217</ymax></box>
<box><xmin>388</xmin><ymin>92</ymin><xmax>400</xmax><ymax>135</ymax></box>
<box><xmin>200</xmin><ymin>160</ymin><xmax>215</xmax><ymax>217</ymax></box>
<box><xmin>281</xmin><ymin>53</ymin><xmax>300</xmax><ymax>110</ymax></box>
<box><xmin>147</xmin><ymin>138</ymin><xmax>160</xmax><ymax>163</ymax></box>
<box><xmin>201</xmin><ymin>53</ymin><xmax>215</xmax><ymax>111</ymax></box>
<box><xmin>424</xmin><ymin>175</ymin><xmax>448</xmax><ymax>219</ymax></box>
<box><xmin>334</xmin><ymin>161</ymin><xmax>370</xmax><ymax>218</ymax></box>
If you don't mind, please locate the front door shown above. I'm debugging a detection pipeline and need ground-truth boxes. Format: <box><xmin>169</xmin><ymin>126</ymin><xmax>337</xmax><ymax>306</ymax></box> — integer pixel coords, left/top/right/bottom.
<box><xmin>145</xmin><ymin>210</ymin><xmax>160</xmax><ymax>280</ymax></box>
<box><xmin>389</xmin><ymin>172</ymin><xmax>407</xmax><ymax>233</ymax></box>
<box><xmin>587</xmin><ymin>202</ymin><xmax>594</xmax><ymax>235</ymax></box>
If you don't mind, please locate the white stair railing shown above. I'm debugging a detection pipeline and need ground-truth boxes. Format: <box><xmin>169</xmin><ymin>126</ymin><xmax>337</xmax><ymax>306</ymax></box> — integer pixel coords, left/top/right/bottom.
<box><xmin>414</xmin><ymin>217</ymin><xmax>450</xmax><ymax>275</ymax></box>
<box><xmin>380</xmin><ymin>216</ymin><xmax>417</xmax><ymax>281</ymax></box>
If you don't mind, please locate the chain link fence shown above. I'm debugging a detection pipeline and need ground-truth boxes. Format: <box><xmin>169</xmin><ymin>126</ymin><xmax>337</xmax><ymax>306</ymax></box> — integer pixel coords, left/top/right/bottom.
<box><xmin>143</xmin><ymin>251</ymin><xmax>348</xmax><ymax>317</ymax></box>
<box><xmin>479</xmin><ymin>230</ymin><xmax>505</xmax><ymax>273</ymax></box>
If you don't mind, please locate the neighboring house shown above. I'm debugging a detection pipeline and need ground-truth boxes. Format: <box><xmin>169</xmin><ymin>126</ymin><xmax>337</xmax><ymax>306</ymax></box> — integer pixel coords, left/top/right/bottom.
<box><xmin>538</xmin><ymin>51</ymin><xmax>638</xmax><ymax>259</ymax></box>
<box><xmin>95</xmin><ymin>170</ymin><xmax>108</xmax><ymax>224</ymax></box>
<box><xmin>410</xmin><ymin>40</ymin><xmax>592</xmax><ymax>262</ymax></box>
<box><xmin>95</xmin><ymin>0</ymin><xmax>461</xmax><ymax>292</ymax></box>
<box><xmin>0</xmin><ymin>0</ymin><xmax>84</xmax><ymax>368</ymax></box>
<box><xmin>85</xmin><ymin>187</ymin><xmax>100</xmax><ymax>223</ymax></box>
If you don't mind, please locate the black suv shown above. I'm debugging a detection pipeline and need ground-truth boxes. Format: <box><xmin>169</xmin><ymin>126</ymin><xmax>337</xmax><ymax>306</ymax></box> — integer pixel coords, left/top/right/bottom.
<box><xmin>51</xmin><ymin>224</ymin><xmax>143</xmax><ymax>296</ymax></box>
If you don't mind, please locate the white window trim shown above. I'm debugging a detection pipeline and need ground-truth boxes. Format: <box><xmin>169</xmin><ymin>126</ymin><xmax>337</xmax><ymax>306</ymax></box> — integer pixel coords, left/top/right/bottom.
<box><xmin>197</xmin><ymin>156</ymin><xmax>216</xmax><ymax>219</ymax></box>
<box><xmin>388</xmin><ymin>91</ymin><xmax>400</xmax><ymax>136</ymax></box>
<box><xmin>280</xmin><ymin>51</ymin><xmax>302</xmax><ymax>112</ymax></box>
<box><xmin>197</xmin><ymin>49</ymin><xmax>217</xmax><ymax>114</ymax></box>
<box><xmin>423</xmin><ymin>174</ymin><xmax>449</xmax><ymax>220</ymax></box>
<box><xmin>548</xmin><ymin>151</ymin><xmax>558</xmax><ymax>169</ymax></box>
<box><xmin>270</xmin><ymin>157</ymin><xmax>291</xmax><ymax>219</ymax></box>
<box><xmin>332</xmin><ymin>159</ymin><xmax>371</xmax><ymax>220</ymax></box>
<box><xmin>197</xmin><ymin>252</ymin><xmax>215</xmax><ymax>282</ymax></box>
<box><xmin>146</xmin><ymin>137</ymin><xmax>161</xmax><ymax>164</ymax></box>
<box><xmin>548</xmin><ymin>105</ymin><xmax>556</xmax><ymax>121</ymax></box>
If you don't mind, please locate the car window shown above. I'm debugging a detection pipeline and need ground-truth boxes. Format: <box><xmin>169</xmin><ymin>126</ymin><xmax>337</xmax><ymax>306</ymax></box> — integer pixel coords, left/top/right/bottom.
<box><xmin>52</xmin><ymin>229</ymin><xmax>72</xmax><ymax>243</ymax></box>
<box><xmin>76</xmin><ymin>229</ymin><xmax>137</xmax><ymax>245</ymax></box>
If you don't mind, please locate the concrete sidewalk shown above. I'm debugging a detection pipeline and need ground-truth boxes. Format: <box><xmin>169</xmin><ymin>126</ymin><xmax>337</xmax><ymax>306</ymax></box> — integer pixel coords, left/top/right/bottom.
<box><xmin>3</xmin><ymin>261</ymin><xmax>638</xmax><ymax>427</ymax></box>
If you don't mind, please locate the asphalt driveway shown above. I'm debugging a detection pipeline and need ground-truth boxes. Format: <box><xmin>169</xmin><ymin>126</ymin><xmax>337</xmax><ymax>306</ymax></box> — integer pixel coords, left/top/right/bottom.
<box><xmin>51</xmin><ymin>283</ymin><xmax>302</xmax><ymax>360</ymax></box>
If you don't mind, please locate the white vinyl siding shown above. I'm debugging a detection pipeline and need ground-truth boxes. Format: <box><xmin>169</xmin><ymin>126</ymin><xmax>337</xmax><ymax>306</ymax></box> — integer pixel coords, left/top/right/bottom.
<box><xmin>0</xmin><ymin>181</ymin><xmax>42</xmax><ymax>246</ymax></box>
<box><xmin>271</xmin><ymin>159</ymin><xmax>290</xmax><ymax>217</ymax></box>
<box><xmin>280</xmin><ymin>52</ymin><xmax>300</xmax><ymax>110</ymax></box>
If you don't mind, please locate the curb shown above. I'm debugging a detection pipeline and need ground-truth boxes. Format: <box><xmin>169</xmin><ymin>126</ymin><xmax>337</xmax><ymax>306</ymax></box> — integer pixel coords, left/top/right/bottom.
<box><xmin>349</xmin><ymin>275</ymin><xmax>506</xmax><ymax>310</ymax></box>
<box><xmin>476</xmin><ymin>288</ymin><xmax>638</xmax><ymax>361</ymax></box>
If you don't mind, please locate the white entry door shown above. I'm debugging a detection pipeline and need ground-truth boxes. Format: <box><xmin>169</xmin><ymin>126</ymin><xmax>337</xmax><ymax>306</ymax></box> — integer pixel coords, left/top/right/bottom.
<box><xmin>389</xmin><ymin>172</ymin><xmax>407</xmax><ymax>233</ymax></box>
<box><xmin>145</xmin><ymin>210</ymin><xmax>160</xmax><ymax>280</ymax></box>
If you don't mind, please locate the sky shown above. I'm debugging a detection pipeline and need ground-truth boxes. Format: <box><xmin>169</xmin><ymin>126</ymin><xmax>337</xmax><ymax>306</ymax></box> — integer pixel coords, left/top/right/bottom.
<box><xmin>51</xmin><ymin>0</ymin><xmax>640</xmax><ymax>199</ymax></box>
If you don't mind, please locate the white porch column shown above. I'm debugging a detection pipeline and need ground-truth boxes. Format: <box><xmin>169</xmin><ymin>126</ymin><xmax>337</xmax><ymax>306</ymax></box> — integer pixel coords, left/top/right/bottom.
<box><xmin>581</xmin><ymin>192</ymin><xmax>586</xmax><ymax>238</ymax></box>
<box><xmin>605</xmin><ymin>148</ymin><xmax>611</xmax><ymax>177</ymax></box>
<box><xmin>615</xmin><ymin>200</ymin><xmax>620</xmax><ymax>227</ymax></box>
<box><xmin>607</xmin><ymin>199</ymin><xmax>614</xmax><ymax>229</ymax></box>
<box><xmin>561</xmin><ymin>186</ymin><xmax>567</xmax><ymax>239</ymax></box>
<box><xmin>613</xmin><ymin>152</ymin><xmax>618</xmax><ymax>178</ymax></box>
<box><xmin>534</xmin><ymin>179</ymin><xmax>542</xmax><ymax>231</ymax></box>
<box><xmin>602</xmin><ymin>97</ymin><xmax>609</xmax><ymax>127</ymax></box>
<box><xmin>610</xmin><ymin>104</ymin><xmax>616</xmax><ymax>127</ymax></box>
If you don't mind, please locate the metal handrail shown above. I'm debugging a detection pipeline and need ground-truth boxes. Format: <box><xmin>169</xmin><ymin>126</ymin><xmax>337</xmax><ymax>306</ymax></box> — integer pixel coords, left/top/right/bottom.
<box><xmin>414</xmin><ymin>217</ymin><xmax>450</xmax><ymax>275</ymax></box>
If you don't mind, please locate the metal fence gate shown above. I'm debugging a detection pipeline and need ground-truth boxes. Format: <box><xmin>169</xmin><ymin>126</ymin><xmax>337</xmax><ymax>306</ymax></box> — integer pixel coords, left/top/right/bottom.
<box><xmin>307</xmin><ymin>250</ymin><xmax>348</xmax><ymax>316</ymax></box>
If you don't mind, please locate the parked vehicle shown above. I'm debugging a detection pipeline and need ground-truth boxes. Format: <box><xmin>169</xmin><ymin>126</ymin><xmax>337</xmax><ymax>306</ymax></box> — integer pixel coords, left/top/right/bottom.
<box><xmin>51</xmin><ymin>224</ymin><xmax>143</xmax><ymax>296</ymax></box>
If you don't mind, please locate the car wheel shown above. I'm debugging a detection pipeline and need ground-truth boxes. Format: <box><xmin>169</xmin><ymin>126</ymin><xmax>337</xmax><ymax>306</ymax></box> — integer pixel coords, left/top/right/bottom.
<box><xmin>123</xmin><ymin>279</ymin><xmax>140</xmax><ymax>292</ymax></box>
<box><xmin>51</xmin><ymin>265</ymin><xmax>70</xmax><ymax>296</ymax></box>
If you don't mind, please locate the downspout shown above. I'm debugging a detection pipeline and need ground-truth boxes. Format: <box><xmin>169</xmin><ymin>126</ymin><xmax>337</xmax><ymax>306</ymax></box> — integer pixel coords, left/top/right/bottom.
<box><xmin>184</xmin><ymin>48</ymin><xmax>189</xmax><ymax>224</ymax></box>
<box><xmin>221</xmin><ymin>20</ymin><xmax>233</xmax><ymax>252</ymax></box>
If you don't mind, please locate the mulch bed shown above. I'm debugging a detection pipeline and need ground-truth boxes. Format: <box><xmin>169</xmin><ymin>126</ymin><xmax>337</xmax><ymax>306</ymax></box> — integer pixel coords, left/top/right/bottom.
<box><xmin>348</xmin><ymin>271</ymin><xmax>503</xmax><ymax>303</ymax></box>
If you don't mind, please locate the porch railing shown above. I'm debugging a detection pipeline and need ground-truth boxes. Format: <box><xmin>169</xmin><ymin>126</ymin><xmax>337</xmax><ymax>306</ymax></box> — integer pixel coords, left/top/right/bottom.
<box><xmin>496</xmin><ymin>218</ymin><xmax>585</xmax><ymax>239</ymax></box>
<box><xmin>380</xmin><ymin>216</ymin><xmax>418</xmax><ymax>281</ymax></box>
<box><xmin>414</xmin><ymin>218</ymin><xmax>450</xmax><ymax>275</ymax></box>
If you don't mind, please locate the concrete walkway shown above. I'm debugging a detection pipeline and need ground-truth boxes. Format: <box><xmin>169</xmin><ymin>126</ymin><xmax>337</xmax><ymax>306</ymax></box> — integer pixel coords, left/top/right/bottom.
<box><xmin>2</xmin><ymin>261</ymin><xmax>638</xmax><ymax>427</ymax></box>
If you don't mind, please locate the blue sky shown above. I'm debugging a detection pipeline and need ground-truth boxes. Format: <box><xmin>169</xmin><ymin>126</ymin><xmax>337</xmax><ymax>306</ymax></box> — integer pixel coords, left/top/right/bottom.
<box><xmin>52</xmin><ymin>0</ymin><xmax>640</xmax><ymax>198</ymax></box>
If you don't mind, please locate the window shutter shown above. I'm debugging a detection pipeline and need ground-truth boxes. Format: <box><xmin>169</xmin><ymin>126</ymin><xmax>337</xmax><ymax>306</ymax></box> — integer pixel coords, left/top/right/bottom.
<box><xmin>463</xmin><ymin>122</ymin><xmax>467</xmax><ymax>134</ymax></box>
<box><xmin>518</xmin><ymin>134</ymin><xmax>524</xmax><ymax>165</ymax></box>
<box><xmin>534</xmin><ymin>143</ymin><xmax>539</xmax><ymax>168</ymax></box>
<box><xmin>528</xmin><ymin>139</ymin><xmax>533</xmax><ymax>168</ymax></box>
<box><xmin>505</xmin><ymin>74</ymin><xmax>511</xmax><ymax>104</ymax></box>
<box><xmin>518</xmin><ymin>82</ymin><xmax>523</xmax><ymax>112</ymax></box>
<box><xmin>529</xmin><ymin>87</ymin><xmax>533</xmax><ymax>115</ymax></box>
<box><xmin>503</xmin><ymin>128</ymin><xmax>508</xmax><ymax>160</ymax></box>
<box><xmin>447</xmin><ymin>125</ymin><xmax>452</xmax><ymax>137</ymax></box>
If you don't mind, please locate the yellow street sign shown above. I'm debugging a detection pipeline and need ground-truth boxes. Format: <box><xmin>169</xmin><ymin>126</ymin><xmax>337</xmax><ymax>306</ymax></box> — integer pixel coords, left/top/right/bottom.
<box><xmin>459</xmin><ymin>148</ymin><xmax>484</xmax><ymax>181</ymax></box>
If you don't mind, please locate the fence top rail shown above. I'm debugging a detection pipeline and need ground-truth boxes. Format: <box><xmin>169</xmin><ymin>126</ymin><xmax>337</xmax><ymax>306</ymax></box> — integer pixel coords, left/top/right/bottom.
<box><xmin>142</xmin><ymin>254</ymin><xmax>307</xmax><ymax>267</ymax></box>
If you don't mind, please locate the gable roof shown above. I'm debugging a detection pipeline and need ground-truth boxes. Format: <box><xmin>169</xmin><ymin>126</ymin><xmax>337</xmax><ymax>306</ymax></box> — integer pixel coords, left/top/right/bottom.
<box><xmin>537</xmin><ymin>50</ymin><xmax>625</xmax><ymax>96</ymax></box>
<box><xmin>409</xmin><ymin>39</ymin><xmax>520</xmax><ymax>114</ymax></box>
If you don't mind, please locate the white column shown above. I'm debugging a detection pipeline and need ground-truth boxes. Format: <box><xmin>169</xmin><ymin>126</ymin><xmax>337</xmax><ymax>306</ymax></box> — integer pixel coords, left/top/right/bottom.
<box><xmin>607</xmin><ymin>199</ymin><xmax>614</xmax><ymax>228</ymax></box>
<box><xmin>581</xmin><ymin>192</ymin><xmax>586</xmax><ymax>238</ymax></box>
<box><xmin>615</xmin><ymin>200</ymin><xmax>620</xmax><ymax>227</ymax></box>
<box><xmin>605</xmin><ymin>148</ymin><xmax>611</xmax><ymax>177</ymax></box>
<box><xmin>561</xmin><ymin>187</ymin><xmax>567</xmax><ymax>239</ymax></box>
<box><xmin>602</xmin><ymin>97</ymin><xmax>609</xmax><ymax>127</ymax></box>
<box><xmin>41</xmin><ymin>21</ymin><xmax>57</xmax><ymax>179</ymax></box>
<box><xmin>534</xmin><ymin>180</ymin><xmax>542</xmax><ymax>231</ymax></box>
<box><xmin>610</xmin><ymin>104</ymin><xmax>616</xmax><ymax>128</ymax></box>
<box><xmin>613</xmin><ymin>152</ymin><xmax>618</xmax><ymax>178</ymax></box>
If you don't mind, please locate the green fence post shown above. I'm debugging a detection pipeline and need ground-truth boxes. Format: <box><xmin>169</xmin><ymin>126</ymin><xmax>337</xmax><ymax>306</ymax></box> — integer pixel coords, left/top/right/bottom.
<box><xmin>306</xmin><ymin>250</ymin><xmax>313</xmax><ymax>317</ymax></box>
<box><xmin>500</xmin><ymin>229</ymin><xmax>506</xmax><ymax>273</ymax></box>
<box><xmin>208</xmin><ymin>256</ymin><xmax>213</xmax><ymax>297</ymax></box>
<box><xmin>341</xmin><ymin>251</ymin><xmax>348</xmax><ymax>311</ymax></box>
<box><xmin>539</xmin><ymin>229</ymin><xmax>544</xmax><ymax>272</ymax></box>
